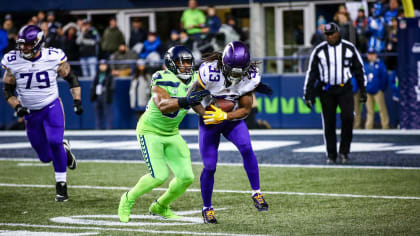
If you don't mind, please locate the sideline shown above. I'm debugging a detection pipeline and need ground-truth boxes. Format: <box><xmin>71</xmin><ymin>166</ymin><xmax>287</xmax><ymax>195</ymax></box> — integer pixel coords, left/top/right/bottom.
<box><xmin>1</xmin><ymin>183</ymin><xmax>419</xmax><ymax>200</ymax></box>
<box><xmin>1</xmin><ymin>158</ymin><xmax>420</xmax><ymax>170</ymax></box>
<box><xmin>0</xmin><ymin>129</ymin><xmax>420</xmax><ymax>136</ymax></box>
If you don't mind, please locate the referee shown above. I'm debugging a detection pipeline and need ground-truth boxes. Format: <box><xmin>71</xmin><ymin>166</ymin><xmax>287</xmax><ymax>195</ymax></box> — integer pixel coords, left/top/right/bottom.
<box><xmin>303</xmin><ymin>22</ymin><xmax>367</xmax><ymax>164</ymax></box>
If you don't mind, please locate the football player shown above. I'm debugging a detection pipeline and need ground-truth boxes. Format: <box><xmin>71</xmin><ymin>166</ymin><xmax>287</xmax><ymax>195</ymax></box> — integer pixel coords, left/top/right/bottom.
<box><xmin>118</xmin><ymin>45</ymin><xmax>209</xmax><ymax>222</ymax></box>
<box><xmin>192</xmin><ymin>41</ymin><xmax>270</xmax><ymax>223</ymax></box>
<box><xmin>1</xmin><ymin>25</ymin><xmax>83</xmax><ymax>202</ymax></box>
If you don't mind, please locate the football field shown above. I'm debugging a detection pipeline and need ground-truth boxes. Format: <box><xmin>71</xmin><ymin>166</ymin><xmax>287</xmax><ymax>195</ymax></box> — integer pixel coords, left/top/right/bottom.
<box><xmin>1</xmin><ymin>129</ymin><xmax>420</xmax><ymax>235</ymax></box>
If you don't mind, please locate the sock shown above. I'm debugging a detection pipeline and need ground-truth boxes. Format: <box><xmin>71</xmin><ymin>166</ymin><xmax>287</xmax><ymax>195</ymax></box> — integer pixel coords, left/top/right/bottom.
<box><xmin>127</xmin><ymin>174</ymin><xmax>163</xmax><ymax>201</ymax></box>
<box><xmin>157</xmin><ymin>177</ymin><xmax>192</xmax><ymax>207</ymax></box>
<box><xmin>252</xmin><ymin>189</ymin><xmax>261</xmax><ymax>196</ymax></box>
<box><xmin>55</xmin><ymin>172</ymin><xmax>66</xmax><ymax>183</ymax></box>
<box><xmin>203</xmin><ymin>206</ymin><xmax>212</xmax><ymax>210</ymax></box>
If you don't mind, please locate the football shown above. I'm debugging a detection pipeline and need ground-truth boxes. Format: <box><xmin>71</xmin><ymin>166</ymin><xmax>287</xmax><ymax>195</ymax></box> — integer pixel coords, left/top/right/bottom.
<box><xmin>207</xmin><ymin>98</ymin><xmax>235</xmax><ymax>112</ymax></box>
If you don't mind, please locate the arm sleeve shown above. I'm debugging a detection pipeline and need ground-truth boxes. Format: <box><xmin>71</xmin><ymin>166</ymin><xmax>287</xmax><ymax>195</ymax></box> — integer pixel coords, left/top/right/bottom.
<box><xmin>303</xmin><ymin>48</ymin><xmax>320</xmax><ymax>98</ymax></box>
<box><xmin>350</xmin><ymin>46</ymin><xmax>367</xmax><ymax>90</ymax></box>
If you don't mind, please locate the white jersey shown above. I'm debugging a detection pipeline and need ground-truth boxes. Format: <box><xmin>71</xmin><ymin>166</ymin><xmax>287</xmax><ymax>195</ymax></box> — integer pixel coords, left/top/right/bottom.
<box><xmin>197</xmin><ymin>60</ymin><xmax>261</xmax><ymax>110</ymax></box>
<box><xmin>1</xmin><ymin>47</ymin><xmax>67</xmax><ymax>110</ymax></box>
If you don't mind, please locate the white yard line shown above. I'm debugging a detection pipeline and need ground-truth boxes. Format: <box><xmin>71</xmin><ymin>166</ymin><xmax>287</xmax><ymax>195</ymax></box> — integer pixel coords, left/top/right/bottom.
<box><xmin>0</xmin><ymin>129</ymin><xmax>419</xmax><ymax>137</ymax></box>
<box><xmin>1</xmin><ymin>158</ymin><xmax>420</xmax><ymax>170</ymax></box>
<box><xmin>1</xmin><ymin>183</ymin><xmax>419</xmax><ymax>200</ymax></box>
<box><xmin>0</xmin><ymin>223</ymin><xmax>265</xmax><ymax>236</ymax></box>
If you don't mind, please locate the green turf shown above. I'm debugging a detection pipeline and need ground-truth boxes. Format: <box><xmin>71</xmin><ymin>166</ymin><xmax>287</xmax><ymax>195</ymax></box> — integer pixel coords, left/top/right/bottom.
<box><xmin>1</xmin><ymin>160</ymin><xmax>420</xmax><ymax>235</ymax></box>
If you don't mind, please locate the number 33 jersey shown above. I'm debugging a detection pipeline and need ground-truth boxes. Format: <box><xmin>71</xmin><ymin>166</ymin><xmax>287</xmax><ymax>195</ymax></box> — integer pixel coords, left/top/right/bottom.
<box><xmin>1</xmin><ymin>48</ymin><xmax>67</xmax><ymax>110</ymax></box>
<box><xmin>196</xmin><ymin>60</ymin><xmax>261</xmax><ymax>110</ymax></box>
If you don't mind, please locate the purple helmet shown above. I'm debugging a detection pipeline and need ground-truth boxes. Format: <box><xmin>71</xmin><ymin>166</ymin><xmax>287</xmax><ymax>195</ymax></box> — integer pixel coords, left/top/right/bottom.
<box><xmin>16</xmin><ymin>25</ymin><xmax>44</xmax><ymax>59</ymax></box>
<box><xmin>222</xmin><ymin>41</ymin><xmax>250</xmax><ymax>85</ymax></box>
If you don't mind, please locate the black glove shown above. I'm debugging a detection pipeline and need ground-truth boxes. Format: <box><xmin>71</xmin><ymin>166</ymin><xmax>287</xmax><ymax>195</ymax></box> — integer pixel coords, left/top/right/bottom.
<box><xmin>255</xmin><ymin>82</ymin><xmax>273</xmax><ymax>96</ymax></box>
<box><xmin>73</xmin><ymin>99</ymin><xmax>84</xmax><ymax>115</ymax></box>
<box><xmin>178</xmin><ymin>90</ymin><xmax>210</xmax><ymax>108</ymax></box>
<box><xmin>360</xmin><ymin>88</ymin><xmax>367</xmax><ymax>104</ymax></box>
<box><xmin>15</xmin><ymin>104</ymin><xmax>30</xmax><ymax>117</ymax></box>
<box><xmin>303</xmin><ymin>94</ymin><xmax>315</xmax><ymax>110</ymax></box>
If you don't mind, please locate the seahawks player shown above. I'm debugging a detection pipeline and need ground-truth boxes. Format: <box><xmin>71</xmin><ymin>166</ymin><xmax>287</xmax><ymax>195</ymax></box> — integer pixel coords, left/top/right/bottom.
<box><xmin>1</xmin><ymin>25</ymin><xmax>83</xmax><ymax>202</ymax></box>
<box><xmin>192</xmin><ymin>41</ymin><xmax>270</xmax><ymax>223</ymax></box>
<box><xmin>118</xmin><ymin>45</ymin><xmax>209</xmax><ymax>222</ymax></box>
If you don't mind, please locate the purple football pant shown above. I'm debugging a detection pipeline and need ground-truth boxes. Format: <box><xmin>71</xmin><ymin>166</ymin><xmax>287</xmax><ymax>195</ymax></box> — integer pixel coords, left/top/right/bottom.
<box><xmin>199</xmin><ymin>118</ymin><xmax>260</xmax><ymax>207</ymax></box>
<box><xmin>25</xmin><ymin>98</ymin><xmax>67</xmax><ymax>173</ymax></box>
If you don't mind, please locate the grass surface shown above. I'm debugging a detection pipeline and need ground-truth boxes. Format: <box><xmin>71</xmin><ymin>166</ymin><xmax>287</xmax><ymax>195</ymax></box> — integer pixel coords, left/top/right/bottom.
<box><xmin>1</xmin><ymin>160</ymin><xmax>420</xmax><ymax>235</ymax></box>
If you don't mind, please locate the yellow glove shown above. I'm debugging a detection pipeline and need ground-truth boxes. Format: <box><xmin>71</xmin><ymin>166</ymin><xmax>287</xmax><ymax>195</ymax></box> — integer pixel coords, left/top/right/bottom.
<box><xmin>203</xmin><ymin>105</ymin><xmax>227</xmax><ymax>125</ymax></box>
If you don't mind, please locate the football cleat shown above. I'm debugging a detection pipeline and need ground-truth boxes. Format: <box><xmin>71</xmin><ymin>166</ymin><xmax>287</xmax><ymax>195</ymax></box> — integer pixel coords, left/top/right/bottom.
<box><xmin>56</xmin><ymin>182</ymin><xmax>68</xmax><ymax>202</ymax></box>
<box><xmin>118</xmin><ymin>192</ymin><xmax>135</xmax><ymax>223</ymax></box>
<box><xmin>63</xmin><ymin>139</ymin><xmax>77</xmax><ymax>170</ymax></box>
<box><xmin>252</xmin><ymin>193</ymin><xmax>268</xmax><ymax>211</ymax></box>
<box><xmin>202</xmin><ymin>207</ymin><xmax>217</xmax><ymax>224</ymax></box>
<box><xmin>149</xmin><ymin>200</ymin><xmax>181</xmax><ymax>219</ymax></box>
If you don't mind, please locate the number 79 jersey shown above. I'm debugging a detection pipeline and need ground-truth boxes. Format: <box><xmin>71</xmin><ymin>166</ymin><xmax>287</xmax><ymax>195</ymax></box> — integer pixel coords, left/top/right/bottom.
<box><xmin>196</xmin><ymin>60</ymin><xmax>261</xmax><ymax>109</ymax></box>
<box><xmin>1</xmin><ymin>48</ymin><xmax>67</xmax><ymax>110</ymax></box>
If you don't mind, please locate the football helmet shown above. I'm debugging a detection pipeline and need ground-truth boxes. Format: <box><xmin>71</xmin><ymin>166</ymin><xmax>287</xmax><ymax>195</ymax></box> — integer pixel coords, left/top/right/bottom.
<box><xmin>16</xmin><ymin>25</ymin><xmax>44</xmax><ymax>59</ymax></box>
<box><xmin>164</xmin><ymin>45</ymin><xmax>194</xmax><ymax>81</ymax></box>
<box><xmin>222</xmin><ymin>41</ymin><xmax>250</xmax><ymax>86</ymax></box>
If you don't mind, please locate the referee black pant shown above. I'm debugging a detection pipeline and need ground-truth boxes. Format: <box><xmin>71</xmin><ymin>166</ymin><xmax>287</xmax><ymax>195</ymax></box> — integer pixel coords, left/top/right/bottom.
<box><xmin>320</xmin><ymin>84</ymin><xmax>354</xmax><ymax>158</ymax></box>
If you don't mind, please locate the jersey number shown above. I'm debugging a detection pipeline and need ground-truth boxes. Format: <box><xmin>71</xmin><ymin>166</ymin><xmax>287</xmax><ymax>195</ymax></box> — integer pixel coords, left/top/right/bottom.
<box><xmin>208</xmin><ymin>66</ymin><xmax>220</xmax><ymax>82</ymax></box>
<box><xmin>23</xmin><ymin>71</ymin><xmax>50</xmax><ymax>89</ymax></box>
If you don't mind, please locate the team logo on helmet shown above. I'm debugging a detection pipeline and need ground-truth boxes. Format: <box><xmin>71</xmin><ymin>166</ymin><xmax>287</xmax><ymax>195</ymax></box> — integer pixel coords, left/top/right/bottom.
<box><xmin>222</xmin><ymin>41</ymin><xmax>251</xmax><ymax>86</ymax></box>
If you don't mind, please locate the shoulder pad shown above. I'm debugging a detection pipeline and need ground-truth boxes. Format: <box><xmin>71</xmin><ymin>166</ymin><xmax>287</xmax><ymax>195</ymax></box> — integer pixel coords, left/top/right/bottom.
<box><xmin>152</xmin><ymin>72</ymin><xmax>163</xmax><ymax>81</ymax></box>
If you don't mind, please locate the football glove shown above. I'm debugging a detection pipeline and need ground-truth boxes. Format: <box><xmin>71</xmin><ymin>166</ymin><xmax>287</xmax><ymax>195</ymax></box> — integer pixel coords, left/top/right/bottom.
<box><xmin>203</xmin><ymin>105</ymin><xmax>227</xmax><ymax>125</ymax></box>
<box><xmin>303</xmin><ymin>95</ymin><xmax>315</xmax><ymax>109</ymax></box>
<box><xmin>15</xmin><ymin>104</ymin><xmax>30</xmax><ymax>117</ymax></box>
<box><xmin>178</xmin><ymin>90</ymin><xmax>210</xmax><ymax>109</ymax></box>
<box><xmin>73</xmin><ymin>99</ymin><xmax>84</xmax><ymax>115</ymax></box>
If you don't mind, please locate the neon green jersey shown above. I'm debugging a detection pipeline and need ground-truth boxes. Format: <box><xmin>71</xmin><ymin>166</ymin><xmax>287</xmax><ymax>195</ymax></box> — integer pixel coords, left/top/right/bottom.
<box><xmin>136</xmin><ymin>70</ymin><xmax>196</xmax><ymax>136</ymax></box>
<box><xmin>180</xmin><ymin>8</ymin><xmax>206</xmax><ymax>34</ymax></box>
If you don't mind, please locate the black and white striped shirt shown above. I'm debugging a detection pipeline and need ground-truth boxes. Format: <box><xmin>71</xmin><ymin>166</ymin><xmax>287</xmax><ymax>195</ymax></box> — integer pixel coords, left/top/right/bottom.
<box><xmin>303</xmin><ymin>39</ymin><xmax>366</xmax><ymax>95</ymax></box>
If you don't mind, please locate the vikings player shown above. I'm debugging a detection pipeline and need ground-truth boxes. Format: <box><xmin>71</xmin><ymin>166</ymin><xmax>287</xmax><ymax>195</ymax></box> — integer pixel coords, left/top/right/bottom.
<box><xmin>192</xmin><ymin>41</ymin><xmax>269</xmax><ymax>223</ymax></box>
<box><xmin>1</xmin><ymin>25</ymin><xmax>83</xmax><ymax>202</ymax></box>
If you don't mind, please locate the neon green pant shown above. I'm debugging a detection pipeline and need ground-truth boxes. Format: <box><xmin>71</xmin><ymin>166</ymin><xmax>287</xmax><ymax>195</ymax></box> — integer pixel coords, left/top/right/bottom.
<box><xmin>127</xmin><ymin>133</ymin><xmax>194</xmax><ymax>207</ymax></box>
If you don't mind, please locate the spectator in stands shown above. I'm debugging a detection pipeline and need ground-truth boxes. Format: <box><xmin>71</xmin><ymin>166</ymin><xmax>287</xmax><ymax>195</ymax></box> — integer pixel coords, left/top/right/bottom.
<box><xmin>367</xmin><ymin>2</ymin><xmax>386</xmax><ymax>53</ymax></box>
<box><xmin>218</xmin><ymin>16</ymin><xmax>241</xmax><ymax>46</ymax></box>
<box><xmin>46</xmin><ymin>11</ymin><xmax>62</xmax><ymax>36</ymax></box>
<box><xmin>139</xmin><ymin>32</ymin><xmax>163</xmax><ymax>59</ymax></box>
<box><xmin>60</xmin><ymin>22</ymin><xmax>80</xmax><ymax>66</ymax></box>
<box><xmin>351</xmin><ymin>77</ymin><xmax>363</xmax><ymax>129</ymax></box>
<box><xmin>385</xmin><ymin>17</ymin><xmax>398</xmax><ymax>71</ymax></box>
<box><xmin>179</xmin><ymin>30</ymin><xmax>194</xmax><ymax>51</ymax></box>
<box><xmin>90</xmin><ymin>59</ymin><xmax>114</xmax><ymax>130</ymax></box>
<box><xmin>101</xmin><ymin>17</ymin><xmax>125</xmax><ymax>59</ymax></box>
<box><xmin>166</xmin><ymin>30</ymin><xmax>180</xmax><ymax>50</ymax></box>
<box><xmin>364</xmin><ymin>49</ymin><xmax>389</xmax><ymax>129</ymax></box>
<box><xmin>41</xmin><ymin>21</ymin><xmax>61</xmax><ymax>48</ymax></box>
<box><xmin>37</xmin><ymin>11</ymin><xmax>46</xmax><ymax>27</ymax></box>
<box><xmin>335</xmin><ymin>11</ymin><xmax>356</xmax><ymax>44</ymax></box>
<box><xmin>76</xmin><ymin>19</ymin><xmax>100</xmax><ymax>78</ymax></box>
<box><xmin>384</xmin><ymin>0</ymin><xmax>400</xmax><ymax>26</ymax></box>
<box><xmin>180</xmin><ymin>0</ymin><xmax>206</xmax><ymax>40</ymax></box>
<box><xmin>311</xmin><ymin>15</ymin><xmax>326</xmax><ymax>47</ymax></box>
<box><xmin>28</xmin><ymin>16</ymin><xmax>39</xmax><ymax>26</ymax></box>
<box><xmin>204</xmin><ymin>5</ymin><xmax>221</xmax><ymax>36</ymax></box>
<box><xmin>354</xmin><ymin>8</ymin><xmax>368</xmax><ymax>53</ymax></box>
<box><xmin>129</xmin><ymin>18</ymin><xmax>148</xmax><ymax>49</ymax></box>
<box><xmin>129</xmin><ymin>59</ymin><xmax>152</xmax><ymax>120</ymax></box>
<box><xmin>2</xmin><ymin>15</ymin><xmax>17</xmax><ymax>54</ymax></box>
<box><xmin>110</xmin><ymin>43</ymin><xmax>138</xmax><ymax>77</ymax></box>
